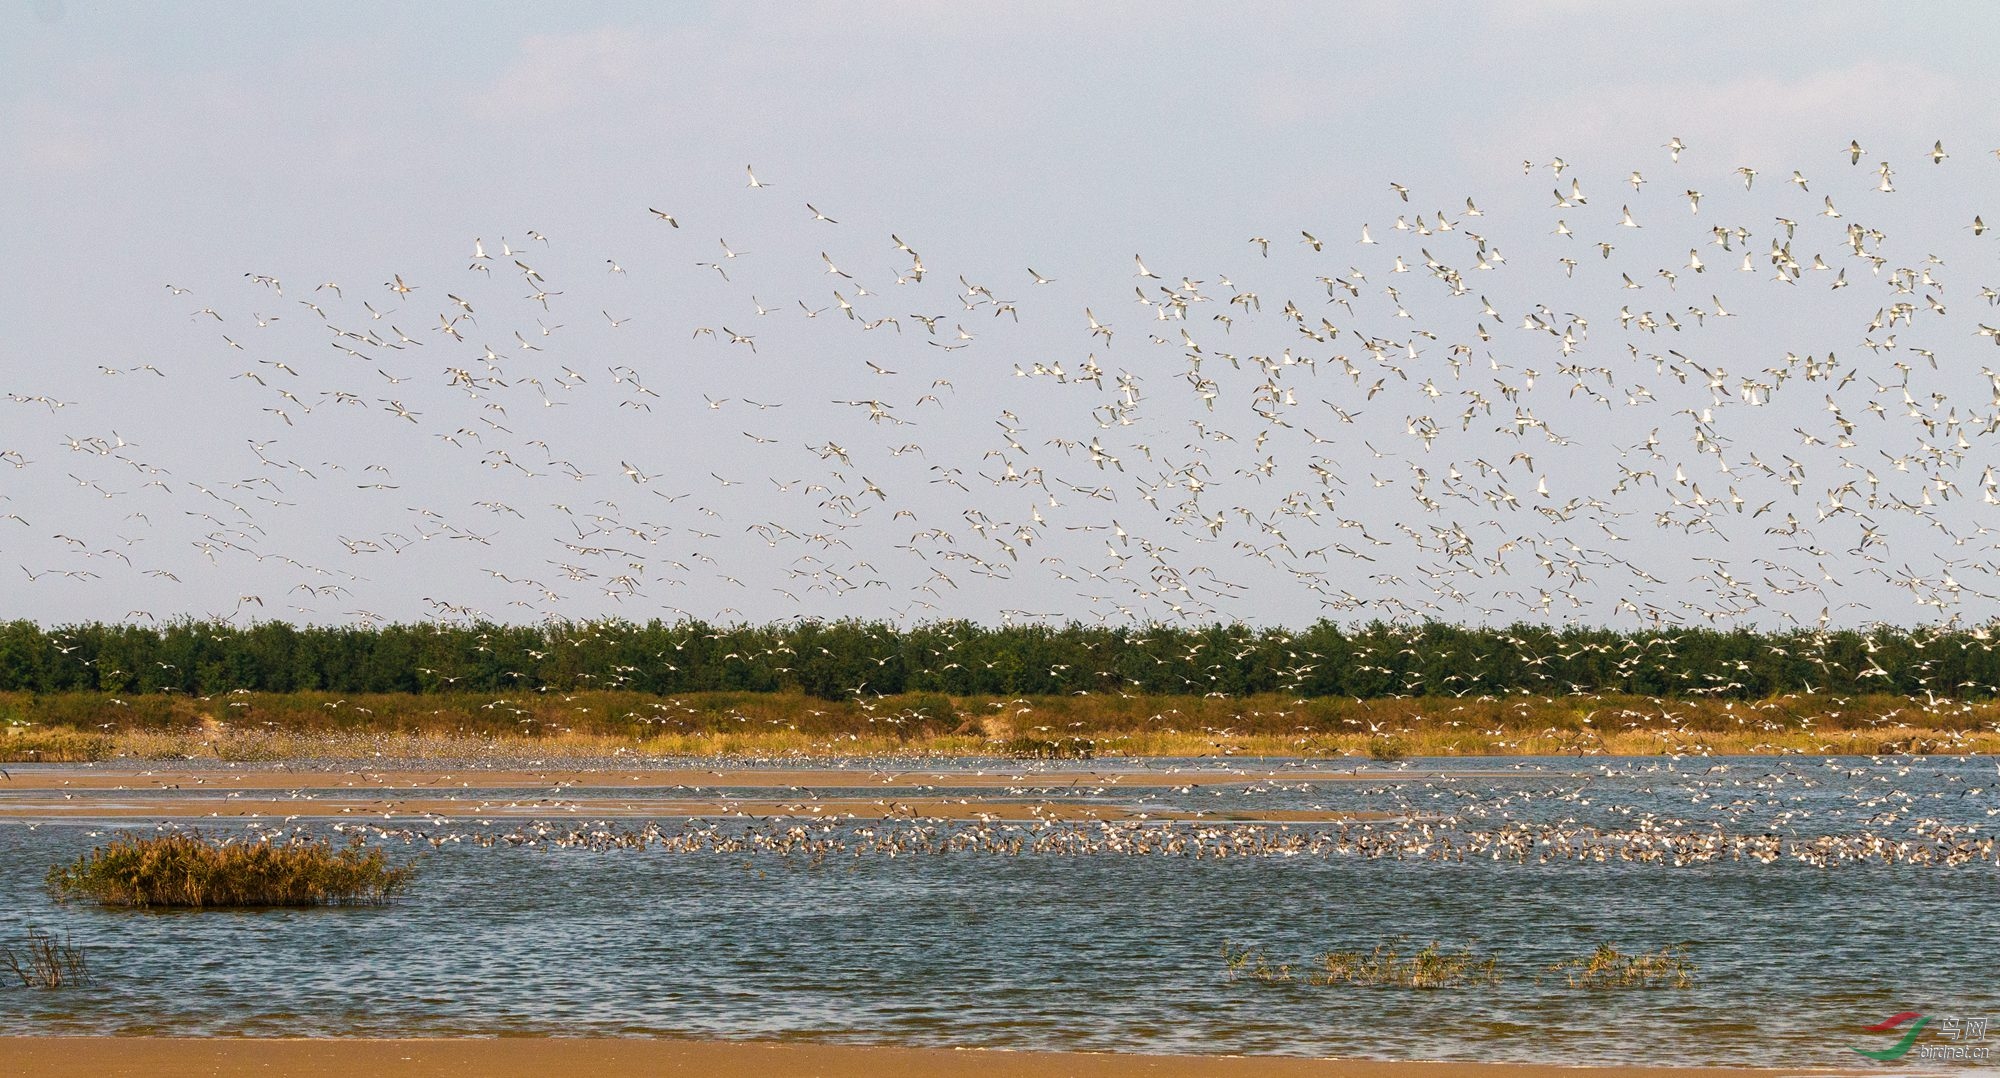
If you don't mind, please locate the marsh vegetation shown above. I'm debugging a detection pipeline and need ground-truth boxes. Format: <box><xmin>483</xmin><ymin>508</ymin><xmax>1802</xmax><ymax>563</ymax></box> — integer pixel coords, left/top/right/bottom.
<box><xmin>6</xmin><ymin>683</ymin><xmax>1999</xmax><ymax>762</ymax></box>
<box><xmin>1225</xmin><ymin>941</ymin><xmax>1695</xmax><ymax>990</ymax></box>
<box><xmin>48</xmin><ymin>831</ymin><xmax>418</xmax><ymax>909</ymax></box>
<box><xmin>3</xmin><ymin>927</ymin><xmax>89</xmax><ymax>989</ymax></box>
<box><xmin>1224</xmin><ymin>941</ymin><xmax>1500</xmax><ymax>988</ymax></box>
<box><xmin>1547</xmin><ymin>944</ymin><xmax>1697</xmax><ymax>989</ymax></box>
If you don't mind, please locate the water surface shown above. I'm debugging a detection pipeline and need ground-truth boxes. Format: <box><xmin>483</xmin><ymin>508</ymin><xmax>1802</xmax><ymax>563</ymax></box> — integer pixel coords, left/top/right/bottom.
<box><xmin>3</xmin><ymin>754</ymin><xmax>1995</xmax><ymax>1067</ymax></box>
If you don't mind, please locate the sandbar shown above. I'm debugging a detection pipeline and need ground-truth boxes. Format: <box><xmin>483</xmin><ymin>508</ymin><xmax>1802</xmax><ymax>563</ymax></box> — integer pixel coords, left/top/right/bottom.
<box><xmin>0</xmin><ymin>765</ymin><xmax>1467</xmax><ymax>792</ymax></box>
<box><xmin>0</xmin><ymin>792</ymin><xmax>1404</xmax><ymax>823</ymax></box>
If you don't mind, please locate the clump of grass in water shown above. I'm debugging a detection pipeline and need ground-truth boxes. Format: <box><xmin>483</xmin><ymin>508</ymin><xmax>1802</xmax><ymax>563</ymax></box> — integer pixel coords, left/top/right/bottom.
<box><xmin>1221</xmin><ymin>942</ymin><xmax>1294</xmax><ymax>983</ymax></box>
<box><xmin>48</xmin><ymin>831</ymin><xmax>418</xmax><ymax>909</ymax></box>
<box><xmin>1311</xmin><ymin>942</ymin><xmax>1498</xmax><ymax>987</ymax></box>
<box><xmin>1549</xmin><ymin>944</ymin><xmax>1695</xmax><ymax>988</ymax></box>
<box><xmin>1224</xmin><ymin>941</ymin><xmax>1498</xmax><ymax>988</ymax></box>
<box><xmin>4</xmin><ymin>927</ymin><xmax>90</xmax><ymax>988</ymax></box>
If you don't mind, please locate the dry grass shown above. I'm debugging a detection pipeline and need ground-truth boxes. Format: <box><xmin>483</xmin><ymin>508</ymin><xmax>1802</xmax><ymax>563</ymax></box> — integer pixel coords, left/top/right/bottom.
<box><xmin>48</xmin><ymin>832</ymin><xmax>418</xmax><ymax>909</ymax></box>
<box><xmin>999</xmin><ymin>735</ymin><xmax>1097</xmax><ymax>759</ymax></box>
<box><xmin>6</xmin><ymin>688</ymin><xmax>2000</xmax><ymax>761</ymax></box>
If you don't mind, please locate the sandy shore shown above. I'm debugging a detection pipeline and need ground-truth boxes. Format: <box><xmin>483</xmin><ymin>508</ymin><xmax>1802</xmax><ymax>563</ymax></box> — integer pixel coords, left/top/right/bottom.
<box><xmin>0</xmin><ymin>765</ymin><xmax>1443</xmax><ymax>791</ymax></box>
<box><xmin>0</xmin><ymin>1039</ymin><xmax>1856</xmax><ymax>1078</ymax></box>
<box><xmin>0</xmin><ymin>766</ymin><xmax>1421</xmax><ymax>823</ymax></box>
<box><xmin>0</xmin><ymin>793</ymin><xmax>1404</xmax><ymax>822</ymax></box>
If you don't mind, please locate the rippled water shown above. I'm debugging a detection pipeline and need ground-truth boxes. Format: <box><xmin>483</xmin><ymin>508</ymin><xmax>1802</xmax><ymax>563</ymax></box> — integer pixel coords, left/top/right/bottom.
<box><xmin>3</xmin><ymin>754</ymin><xmax>1997</xmax><ymax>1067</ymax></box>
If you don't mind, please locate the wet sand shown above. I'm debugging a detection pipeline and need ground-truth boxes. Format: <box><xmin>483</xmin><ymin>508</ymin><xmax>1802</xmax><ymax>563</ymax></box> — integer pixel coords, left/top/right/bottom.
<box><xmin>0</xmin><ymin>764</ymin><xmax>1433</xmax><ymax>822</ymax></box>
<box><xmin>0</xmin><ymin>793</ymin><xmax>1404</xmax><ymax>823</ymax></box>
<box><xmin>0</xmin><ymin>765</ymin><xmax>1439</xmax><ymax>792</ymax></box>
<box><xmin>0</xmin><ymin>1039</ymin><xmax>1855</xmax><ymax>1078</ymax></box>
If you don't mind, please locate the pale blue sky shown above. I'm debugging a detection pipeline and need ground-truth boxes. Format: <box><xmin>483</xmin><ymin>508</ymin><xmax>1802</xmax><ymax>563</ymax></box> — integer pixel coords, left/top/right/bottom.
<box><xmin>4</xmin><ymin>4</ymin><xmax>1997</xmax><ymax>629</ymax></box>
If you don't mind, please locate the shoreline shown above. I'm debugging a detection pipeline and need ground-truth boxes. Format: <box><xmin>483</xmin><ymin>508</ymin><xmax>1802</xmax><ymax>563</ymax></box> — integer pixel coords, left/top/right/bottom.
<box><xmin>0</xmin><ymin>795</ymin><xmax>1412</xmax><ymax>823</ymax></box>
<box><xmin>7</xmin><ymin>689</ymin><xmax>1995</xmax><ymax>764</ymax></box>
<box><xmin>0</xmin><ymin>765</ymin><xmax>1419</xmax><ymax>790</ymax></box>
<box><xmin>0</xmin><ymin>1039</ymin><xmax>1861</xmax><ymax>1078</ymax></box>
<box><xmin>0</xmin><ymin>763</ymin><xmax>1502</xmax><ymax>822</ymax></box>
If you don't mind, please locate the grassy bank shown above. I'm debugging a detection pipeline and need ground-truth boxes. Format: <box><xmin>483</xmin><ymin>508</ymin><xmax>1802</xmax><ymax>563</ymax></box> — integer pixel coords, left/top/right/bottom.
<box><xmin>4</xmin><ymin>689</ymin><xmax>1997</xmax><ymax>761</ymax></box>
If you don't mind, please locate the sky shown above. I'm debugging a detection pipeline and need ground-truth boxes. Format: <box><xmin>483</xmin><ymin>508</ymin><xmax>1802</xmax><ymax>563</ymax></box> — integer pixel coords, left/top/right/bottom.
<box><xmin>3</xmin><ymin>3</ymin><xmax>1999</xmax><ymax>631</ymax></box>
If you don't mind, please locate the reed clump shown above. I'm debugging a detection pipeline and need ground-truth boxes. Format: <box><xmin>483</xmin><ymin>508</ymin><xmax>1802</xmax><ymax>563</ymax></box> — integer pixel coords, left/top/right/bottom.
<box><xmin>0</xmin><ymin>726</ymin><xmax>115</xmax><ymax>762</ymax></box>
<box><xmin>1221</xmin><ymin>942</ymin><xmax>1294</xmax><ymax>983</ymax></box>
<box><xmin>1224</xmin><ymin>941</ymin><xmax>1498</xmax><ymax>988</ymax></box>
<box><xmin>48</xmin><ymin>832</ymin><xmax>417</xmax><ymax>909</ymax></box>
<box><xmin>1001</xmin><ymin>735</ymin><xmax>1096</xmax><ymax>759</ymax></box>
<box><xmin>1365</xmin><ymin>736</ymin><xmax>1408</xmax><ymax>761</ymax></box>
<box><xmin>1311</xmin><ymin>942</ymin><xmax>1499</xmax><ymax>987</ymax></box>
<box><xmin>1549</xmin><ymin>943</ymin><xmax>1695</xmax><ymax>988</ymax></box>
<box><xmin>3</xmin><ymin>927</ymin><xmax>89</xmax><ymax>988</ymax></box>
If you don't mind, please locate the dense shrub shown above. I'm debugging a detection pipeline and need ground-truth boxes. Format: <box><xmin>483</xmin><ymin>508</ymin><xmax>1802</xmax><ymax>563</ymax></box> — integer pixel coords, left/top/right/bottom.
<box><xmin>2</xmin><ymin>617</ymin><xmax>1998</xmax><ymax>701</ymax></box>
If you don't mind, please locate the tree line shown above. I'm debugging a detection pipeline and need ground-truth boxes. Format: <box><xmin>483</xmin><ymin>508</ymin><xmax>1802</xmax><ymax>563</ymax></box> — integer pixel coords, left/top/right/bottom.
<box><xmin>2</xmin><ymin>618</ymin><xmax>1996</xmax><ymax>701</ymax></box>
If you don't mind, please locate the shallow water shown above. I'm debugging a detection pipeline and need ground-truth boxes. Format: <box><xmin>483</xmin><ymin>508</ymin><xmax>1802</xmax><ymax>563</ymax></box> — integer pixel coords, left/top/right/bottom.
<box><xmin>3</xmin><ymin>754</ymin><xmax>1996</xmax><ymax>1067</ymax></box>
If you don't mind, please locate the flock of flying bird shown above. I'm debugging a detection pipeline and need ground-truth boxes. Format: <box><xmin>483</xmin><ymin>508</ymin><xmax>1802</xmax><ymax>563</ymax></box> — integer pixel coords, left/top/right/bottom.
<box><xmin>237</xmin><ymin>753</ymin><xmax>1998</xmax><ymax>871</ymax></box>
<box><xmin>11</xmin><ymin>139</ymin><xmax>2000</xmax><ymax>634</ymax></box>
